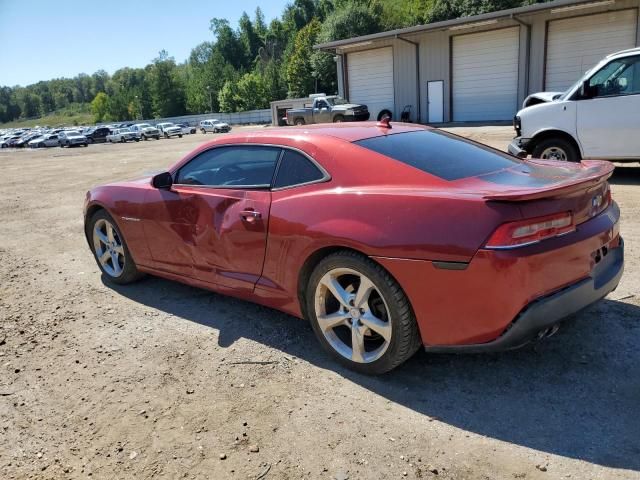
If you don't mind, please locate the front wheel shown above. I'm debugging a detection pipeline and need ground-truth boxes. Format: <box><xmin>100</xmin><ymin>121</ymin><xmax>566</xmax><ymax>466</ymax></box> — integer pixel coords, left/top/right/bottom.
<box><xmin>333</xmin><ymin>115</ymin><xmax>345</xmax><ymax>123</ymax></box>
<box><xmin>178</xmin><ymin>134</ymin><xmax>182</xmax><ymax>138</ymax></box>
<box><xmin>201</xmin><ymin>128</ymin><xmax>206</xmax><ymax>134</ymax></box>
<box><xmin>87</xmin><ymin>210</ymin><xmax>144</xmax><ymax>284</ymax></box>
<box><xmin>306</xmin><ymin>251</ymin><xmax>420</xmax><ymax>374</ymax></box>
<box><xmin>532</xmin><ymin>137</ymin><xmax>580</xmax><ymax>162</ymax></box>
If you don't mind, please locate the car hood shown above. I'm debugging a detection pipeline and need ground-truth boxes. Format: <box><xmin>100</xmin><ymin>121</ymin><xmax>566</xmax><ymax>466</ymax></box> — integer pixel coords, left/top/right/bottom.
<box><xmin>333</xmin><ymin>103</ymin><xmax>366</xmax><ymax>110</ymax></box>
<box><xmin>522</xmin><ymin>91</ymin><xmax>564</xmax><ymax>108</ymax></box>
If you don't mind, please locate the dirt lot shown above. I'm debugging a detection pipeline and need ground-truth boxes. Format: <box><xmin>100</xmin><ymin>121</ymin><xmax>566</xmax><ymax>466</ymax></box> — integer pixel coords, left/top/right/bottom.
<box><xmin>1</xmin><ymin>126</ymin><xmax>638</xmax><ymax>480</ymax></box>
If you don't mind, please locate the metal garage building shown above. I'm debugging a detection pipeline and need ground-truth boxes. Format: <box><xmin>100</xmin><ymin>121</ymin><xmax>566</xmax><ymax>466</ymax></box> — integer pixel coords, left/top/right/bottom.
<box><xmin>315</xmin><ymin>0</ymin><xmax>640</xmax><ymax>123</ymax></box>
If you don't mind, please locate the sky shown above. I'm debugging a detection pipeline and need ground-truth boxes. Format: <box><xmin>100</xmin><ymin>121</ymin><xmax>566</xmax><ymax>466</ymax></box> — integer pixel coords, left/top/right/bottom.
<box><xmin>0</xmin><ymin>0</ymin><xmax>289</xmax><ymax>87</ymax></box>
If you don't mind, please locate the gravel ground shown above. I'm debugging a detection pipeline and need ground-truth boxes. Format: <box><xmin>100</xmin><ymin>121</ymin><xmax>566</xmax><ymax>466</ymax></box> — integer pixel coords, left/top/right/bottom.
<box><xmin>0</xmin><ymin>126</ymin><xmax>638</xmax><ymax>480</ymax></box>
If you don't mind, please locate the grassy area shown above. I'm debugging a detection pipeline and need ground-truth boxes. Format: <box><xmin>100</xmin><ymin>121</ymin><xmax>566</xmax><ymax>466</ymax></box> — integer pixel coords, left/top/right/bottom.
<box><xmin>0</xmin><ymin>110</ymin><xmax>94</xmax><ymax>129</ymax></box>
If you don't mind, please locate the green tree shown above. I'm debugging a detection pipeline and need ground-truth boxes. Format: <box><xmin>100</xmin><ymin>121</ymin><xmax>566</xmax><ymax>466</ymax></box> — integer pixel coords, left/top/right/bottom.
<box><xmin>210</xmin><ymin>18</ymin><xmax>245</xmax><ymax>70</ymax></box>
<box><xmin>218</xmin><ymin>79</ymin><xmax>240</xmax><ymax>113</ymax></box>
<box><xmin>239</xmin><ymin>12</ymin><xmax>263</xmax><ymax>68</ymax></box>
<box><xmin>91</xmin><ymin>92</ymin><xmax>109</xmax><ymax>122</ymax></box>
<box><xmin>236</xmin><ymin>71</ymin><xmax>269</xmax><ymax>110</ymax></box>
<box><xmin>286</xmin><ymin>19</ymin><xmax>321</xmax><ymax>98</ymax></box>
<box><xmin>148</xmin><ymin>50</ymin><xmax>186</xmax><ymax>118</ymax></box>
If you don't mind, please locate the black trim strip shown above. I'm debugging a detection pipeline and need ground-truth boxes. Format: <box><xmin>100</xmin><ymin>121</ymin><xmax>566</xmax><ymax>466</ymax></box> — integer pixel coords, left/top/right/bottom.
<box><xmin>432</xmin><ymin>261</ymin><xmax>469</xmax><ymax>270</ymax></box>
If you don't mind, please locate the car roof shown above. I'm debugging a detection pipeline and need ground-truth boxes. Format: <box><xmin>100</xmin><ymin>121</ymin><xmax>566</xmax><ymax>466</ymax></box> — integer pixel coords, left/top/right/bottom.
<box><xmin>608</xmin><ymin>46</ymin><xmax>640</xmax><ymax>59</ymax></box>
<box><xmin>245</xmin><ymin>121</ymin><xmax>429</xmax><ymax>143</ymax></box>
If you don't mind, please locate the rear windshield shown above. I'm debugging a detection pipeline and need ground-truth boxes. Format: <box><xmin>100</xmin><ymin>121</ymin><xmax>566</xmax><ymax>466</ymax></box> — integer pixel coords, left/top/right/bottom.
<box><xmin>354</xmin><ymin>130</ymin><xmax>521</xmax><ymax>181</ymax></box>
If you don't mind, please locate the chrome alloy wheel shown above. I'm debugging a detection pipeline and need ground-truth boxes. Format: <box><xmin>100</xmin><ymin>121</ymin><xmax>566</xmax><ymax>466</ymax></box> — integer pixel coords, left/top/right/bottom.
<box><xmin>540</xmin><ymin>146</ymin><xmax>568</xmax><ymax>161</ymax></box>
<box><xmin>92</xmin><ymin>218</ymin><xmax>125</xmax><ymax>277</ymax></box>
<box><xmin>314</xmin><ymin>268</ymin><xmax>392</xmax><ymax>363</ymax></box>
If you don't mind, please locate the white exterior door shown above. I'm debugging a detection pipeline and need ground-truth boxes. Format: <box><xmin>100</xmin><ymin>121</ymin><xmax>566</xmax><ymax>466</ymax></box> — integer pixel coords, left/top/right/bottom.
<box><xmin>427</xmin><ymin>81</ymin><xmax>444</xmax><ymax>123</ymax></box>
<box><xmin>347</xmin><ymin>47</ymin><xmax>394</xmax><ymax>121</ymax></box>
<box><xmin>452</xmin><ymin>27</ymin><xmax>520</xmax><ymax>121</ymax></box>
<box><xmin>545</xmin><ymin>10</ymin><xmax>638</xmax><ymax>91</ymax></box>
<box><xmin>576</xmin><ymin>54</ymin><xmax>640</xmax><ymax>159</ymax></box>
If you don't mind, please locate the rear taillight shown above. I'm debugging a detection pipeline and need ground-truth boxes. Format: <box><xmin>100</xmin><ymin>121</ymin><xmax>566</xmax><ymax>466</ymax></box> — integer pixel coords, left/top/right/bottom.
<box><xmin>485</xmin><ymin>212</ymin><xmax>575</xmax><ymax>249</ymax></box>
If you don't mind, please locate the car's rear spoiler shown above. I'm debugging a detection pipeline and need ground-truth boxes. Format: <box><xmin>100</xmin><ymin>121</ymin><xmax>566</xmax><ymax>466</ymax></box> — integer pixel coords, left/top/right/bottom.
<box><xmin>483</xmin><ymin>160</ymin><xmax>614</xmax><ymax>201</ymax></box>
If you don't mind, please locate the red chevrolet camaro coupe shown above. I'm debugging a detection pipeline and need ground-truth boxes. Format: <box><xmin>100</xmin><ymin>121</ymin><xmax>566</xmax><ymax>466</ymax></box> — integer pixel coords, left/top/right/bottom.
<box><xmin>84</xmin><ymin>121</ymin><xmax>624</xmax><ymax>374</ymax></box>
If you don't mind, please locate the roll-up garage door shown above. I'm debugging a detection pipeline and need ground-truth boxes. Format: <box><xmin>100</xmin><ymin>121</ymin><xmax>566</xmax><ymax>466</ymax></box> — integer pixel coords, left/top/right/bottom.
<box><xmin>452</xmin><ymin>27</ymin><xmax>520</xmax><ymax>121</ymax></box>
<box><xmin>545</xmin><ymin>10</ymin><xmax>638</xmax><ymax>91</ymax></box>
<box><xmin>347</xmin><ymin>47</ymin><xmax>394</xmax><ymax>121</ymax></box>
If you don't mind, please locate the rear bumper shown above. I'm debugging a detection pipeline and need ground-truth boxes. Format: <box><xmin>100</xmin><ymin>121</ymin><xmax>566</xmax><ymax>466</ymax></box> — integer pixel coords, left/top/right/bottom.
<box><xmin>424</xmin><ymin>238</ymin><xmax>624</xmax><ymax>353</ymax></box>
<box><xmin>373</xmin><ymin>202</ymin><xmax>622</xmax><ymax>347</ymax></box>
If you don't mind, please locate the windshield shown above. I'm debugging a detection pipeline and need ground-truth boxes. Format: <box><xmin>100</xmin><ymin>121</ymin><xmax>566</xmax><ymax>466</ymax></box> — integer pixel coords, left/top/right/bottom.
<box><xmin>326</xmin><ymin>97</ymin><xmax>348</xmax><ymax>106</ymax></box>
<box><xmin>138</xmin><ymin>123</ymin><xmax>152</xmax><ymax>128</ymax></box>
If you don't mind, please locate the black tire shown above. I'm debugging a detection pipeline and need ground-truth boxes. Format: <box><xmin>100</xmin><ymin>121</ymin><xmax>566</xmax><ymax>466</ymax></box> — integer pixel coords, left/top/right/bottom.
<box><xmin>532</xmin><ymin>137</ymin><xmax>580</xmax><ymax>162</ymax></box>
<box><xmin>178</xmin><ymin>134</ymin><xmax>182</xmax><ymax>138</ymax></box>
<box><xmin>83</xmin><ymin>143</ymin><xmax>88</xmax><ymax>147</ymax></box>
<box><xmin>294</xmin><ymin>118</ymin><xmax>305</xmax><ymax>126</ymax></box>
<box><xmin>377</xmin><ymin>110</ymin><xmax>393</xmax><ymax>121</ymax></box>
<box><xmin>86</xmin><ymin>210</ymin><xmax>144</xmax><ymax>285</ymax></box>
<box><xmin>164</xmin><ymin>133</ymin><xmax>169</xmax><ymax>139</ymax></box>
<box><xmin>333</xmin><ymin>114</ymin><xmax>345</xmax><ymax>123</ymax></box>
<box><xmin>201</xmin><ymin>128</ymin><xmax>206</xmax><ymax>134</ymax></box>
<box><xmin>142</xmin><ymin>135</ymin><xmax>147</xmax><ymax>141</ymax></box>
<box><xmin>306</xmin><ymin>251</ymin><xmax>421</xmax><ymax>374</ymax></box>
<box><xmin>154</xmin><ymin>135</ymin><xmax>160</xmax><ymax>140</ymax></box>
<box><xmin>135</xmin><ymin>138</ymin><xmax>140</xmax><ymax>142</ymax></box>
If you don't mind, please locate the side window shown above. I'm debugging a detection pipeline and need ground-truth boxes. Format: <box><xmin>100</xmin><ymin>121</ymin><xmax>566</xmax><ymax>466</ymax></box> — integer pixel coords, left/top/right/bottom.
<box><xmin>316</xmin><ymin>100</ymin><xmax>328</xmax><ymax>109</ymax></box>
<box><xmin>588</xmin><ymin>56</ymin><xmax>640</xmax><ymax>97</ymax></box>
<box><xmin>176</xmin><ymin>146</ymin><xmax>280</xmax><ymax>187</ymax></box>
<box><xmin>274</xmin><ymin>149</ymin><xmax>325</xmax><ymax>189</ymax></box>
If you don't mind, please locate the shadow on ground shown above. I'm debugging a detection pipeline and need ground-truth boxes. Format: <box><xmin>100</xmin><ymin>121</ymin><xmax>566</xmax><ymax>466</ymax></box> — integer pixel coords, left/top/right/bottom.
<box><xmin>610</xmin><ymin>163</ymin><xmax>640</xmax><ymax>186</ymax></box>
<box><xmin>105</xmin><ymin>274</ymin><xmax>640</xmax><ymax>471</ymax></box>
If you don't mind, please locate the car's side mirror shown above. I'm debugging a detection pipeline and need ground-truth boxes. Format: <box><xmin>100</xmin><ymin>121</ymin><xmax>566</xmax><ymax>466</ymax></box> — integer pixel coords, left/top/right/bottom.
<box><xmin>579</xmin><ymin>79</ymin><xmax>595</xmax><ymax>99</ymax></box>
<box><xmin>152</xmin><ymin>171</ymin><xmax>173</xmax><ymax>190</ymax></box>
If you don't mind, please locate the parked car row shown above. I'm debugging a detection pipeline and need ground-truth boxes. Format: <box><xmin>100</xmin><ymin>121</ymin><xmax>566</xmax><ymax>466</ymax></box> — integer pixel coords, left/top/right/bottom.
<box><xmin>0</xmin><ymin>119</ymin><xmax>231</xmax><ymax>150</ymax></box>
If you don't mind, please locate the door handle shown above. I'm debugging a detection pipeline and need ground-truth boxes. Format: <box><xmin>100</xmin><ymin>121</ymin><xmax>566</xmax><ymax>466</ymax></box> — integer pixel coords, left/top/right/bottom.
<box><xmin>240</xmin><ymin>210</ymin><xmax>262</xmax><ymax>223</ymax></box>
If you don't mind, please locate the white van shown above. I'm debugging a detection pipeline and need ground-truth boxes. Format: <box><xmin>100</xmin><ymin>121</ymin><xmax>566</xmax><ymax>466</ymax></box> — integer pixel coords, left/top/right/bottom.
<box><xmin>509</xmin><ymin>47</ymin><xmax>640</xmax><ymax>162</ymax></box>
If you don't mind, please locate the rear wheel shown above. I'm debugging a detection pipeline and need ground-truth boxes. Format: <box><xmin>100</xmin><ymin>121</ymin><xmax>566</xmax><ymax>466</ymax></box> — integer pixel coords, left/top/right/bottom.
<box><xmin>201</xmin><ymin>128</ymin><xmax>206</xmax><ymax>134</ymax></box>
<box><xmin>87</xmin><ymin>210</ymin><xmax>143</xmax><ymax>284</ymax></box>
<box><xmin>294</xmin><ymin>118</ymin><xmax>305</xmax><ymax>126</ymax></box>
<box><xmin>306</xmin><ymin>251</ymin><xmax>420</xmax><ymax>374</ymax></box>
<box><xmin>178</xmin><ymin>134</ymin><xmax>182</xmax><ymax>138</ymax></box>
<box><xmin>532</xmin><ymin>137</ymin><xmax>580</xmax><ymax>162</ymax></box>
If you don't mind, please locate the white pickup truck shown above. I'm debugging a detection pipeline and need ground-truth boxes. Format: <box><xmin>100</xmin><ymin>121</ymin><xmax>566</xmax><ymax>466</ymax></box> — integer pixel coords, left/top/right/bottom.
<box><xmin>509</xmin><ymin>47</ymin><xmax>640</xmax><ymax>162</ymax></box>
